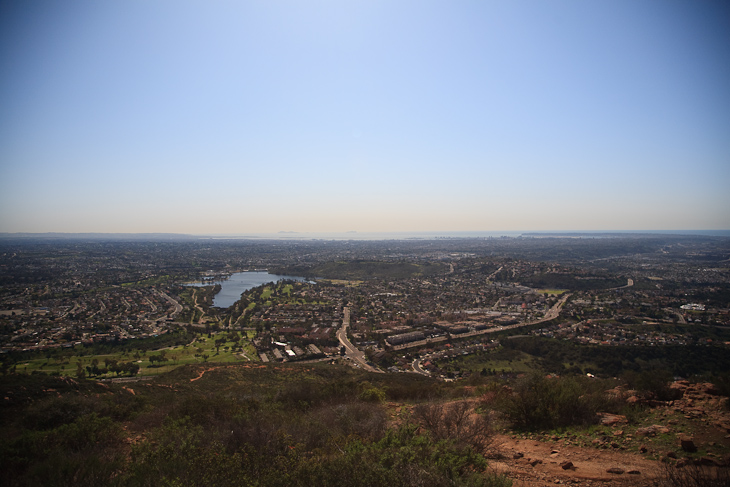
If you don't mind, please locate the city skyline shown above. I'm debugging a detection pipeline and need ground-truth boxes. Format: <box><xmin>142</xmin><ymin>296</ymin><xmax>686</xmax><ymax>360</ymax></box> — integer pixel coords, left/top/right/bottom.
<box><xmin>1</xmin><ymin>0</ymin><xmax>729</xmax><ymax>234</ymax></box>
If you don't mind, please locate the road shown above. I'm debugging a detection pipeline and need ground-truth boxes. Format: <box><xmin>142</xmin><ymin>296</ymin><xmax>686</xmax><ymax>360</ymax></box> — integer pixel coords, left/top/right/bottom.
<box><xmin>411</xmin><ymin>293</ymin><xmax>572</xmax><ymax>377</ymax></box>
<box><xmin>336</xmin><ymin>307</ymin><xmax>382</xmax><ymax>373</ymax></box>
<box><xmin>157</xmin><ymin>291</ymin><xmax>183</xmax><ymax>318</ymax></box>
<box><xmin>609</xmin><ymin>278</ymin><xmax>634</xmax><ymax>290</ymax></box>
<box><xmin>538</xmin><ymin>292</ymin><xmax>571</xmax><ymax>322</ymax></box>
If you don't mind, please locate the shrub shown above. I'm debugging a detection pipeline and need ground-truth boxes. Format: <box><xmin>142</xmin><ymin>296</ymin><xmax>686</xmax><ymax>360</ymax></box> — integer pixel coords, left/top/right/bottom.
<box><xmin>497</xmin><ymin>374</ymin><xmax>605</xmax><ymax>431</ymax></box>
<box><xmin>660</xmin><ymin>462</ymin><xmax>730</xmax><ymax>487</ymax></box>
<box><xmin>413</xmin><ymin>400</ymin><xmax>495</xmax><ymax>452</ymax></box>
<box><xmin>1</xmin><ymin>413</ymin><xmax>125</xmax><ymax>487</ymax></box>
<box><xmin>290</xmin><ymin>424</ymin><xmax>511</xmax><ymax>487</ymax></box>
<box><xmin>359</xmin><ymin>385</ymin><xmax>386</xmax><ymax>403</ymax></box>
<box><xmin>622</xmin><ymin>369</ymin><xmax>682</xmax><ymax>401</ymax></box>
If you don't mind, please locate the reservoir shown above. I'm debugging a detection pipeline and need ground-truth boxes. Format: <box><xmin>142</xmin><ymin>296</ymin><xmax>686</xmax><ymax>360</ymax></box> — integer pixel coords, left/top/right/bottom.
<box><xmin>187</xmin><ymin>271</ymin><xmax>308</xmax><ymax>308</ymax></box>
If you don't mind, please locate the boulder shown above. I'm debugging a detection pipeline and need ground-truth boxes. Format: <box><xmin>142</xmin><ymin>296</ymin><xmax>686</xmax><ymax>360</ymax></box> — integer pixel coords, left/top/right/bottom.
<box><xmin>694</xmin><ymin>457</ymin><xmax>718</xmax><ymax>467</ymax></box>
<box><xmin>598</xmin><ymin>413</ymin><xmax>627</xmax><ymax>426</ymax></box>
<box><xmin>636</xmin><ymin>424</ymin><xmax>670</xmax><ymax>436</ymax></box>
<box><xmin>560</xmin><ymin>461</ymin><xmax>574</xmax><ymax>470</ymax></box>
<box><xmin>680</xmin><ymin>438</ymin><xmax>697</xmax><ymax>453</ymax></box>
<box><xmin>606</xmin><ymin>467</ymin><xmax>625</xmax><ymax>474</ymax></box>
<box><xmin>626</xmin><ymin>395</ymin><xmax>640</xmax><ymax>404</ymax></box>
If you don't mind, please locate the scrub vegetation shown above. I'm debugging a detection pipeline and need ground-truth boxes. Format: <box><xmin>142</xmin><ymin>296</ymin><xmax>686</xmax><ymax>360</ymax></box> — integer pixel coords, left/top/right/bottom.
<box><xmin>1</xmin><ymin>363</ymin><xmax>511</xmax><ymax>487</ymax></box>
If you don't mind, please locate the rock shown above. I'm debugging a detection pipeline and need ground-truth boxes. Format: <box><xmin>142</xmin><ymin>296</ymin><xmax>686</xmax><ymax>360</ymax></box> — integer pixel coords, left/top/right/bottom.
<box><xmin>636</xmin><ymin>424</ymin><xmax>670</xmax><ymax>436</ymax></box>
<box><xmin>560</xmin><ymin>461</ymin><xmax>574</xmax><ymax>470</ymax></box>
<box><xmin>613</xmin><ymin>430</ymin><xmax>624</xmax><ymax>436</ymax></box>
<box><xmin>598</xmin><ymin>413</ymin><xmax>627</xmax><ymax>426</ymax></box>
<box><xmin>666</xmin><ymin>451</ymin><xmax>677</xmax><ymax>459</ymax></box>
<box><xmin>675</xmin><ymin>458</ymin><xmax>691</xmax><ymax>468</ymax></box>
<box><xmin>513</xmin><ymin>451</ymin><xmax>524</xmax><ymax>459</ymax></box>
<box><xmin>680</xmin><ymin>438</ymin><xmax>697</xmax><ymax>453</ymax></box>
<box><xmin>606</xmin><ymin>467</ymin><xmax>625</xmax><ymax>474</ymax></box>
<box><xmin>694</xmin><ymin>457</ymin><xmax>718</xmax><ymax>467</ymax></box>
<box><xmin>639</xmin><ymin>445</ymin><xmax>648</xmax><ymax>453</ymax></box>
<box><xmin>591</xmin><ymin>439</ymin><xmax>602</xmax><ymax>445</ymax></box>
<box><xmin>610</xmin><ymin>442</ymin><xmax>620</xmax><ymax>449</ymax></box>
<box><xmin>529</xmin><ymin>459</ymin><xmax>543</xmax><ymax>467</ymax></box>
<box><xmin>627</xmin><ymin>470</ymin><xmax>641</xmax><ymax>475</ymax></box>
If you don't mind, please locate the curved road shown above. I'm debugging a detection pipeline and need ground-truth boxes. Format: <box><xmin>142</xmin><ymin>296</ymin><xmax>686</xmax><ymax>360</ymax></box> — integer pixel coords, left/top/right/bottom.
<box><xmin>412</xmin><ymin>292</ymin><xmax>572</xmax><ymax>377</ymax></box>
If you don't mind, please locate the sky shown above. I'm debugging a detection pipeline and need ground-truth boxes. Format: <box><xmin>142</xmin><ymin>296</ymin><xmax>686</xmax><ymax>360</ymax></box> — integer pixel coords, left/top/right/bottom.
<box><xmin>1</xmin><ymin>0</ymin><xmax>729</xmax><ymax>235</ymax></box>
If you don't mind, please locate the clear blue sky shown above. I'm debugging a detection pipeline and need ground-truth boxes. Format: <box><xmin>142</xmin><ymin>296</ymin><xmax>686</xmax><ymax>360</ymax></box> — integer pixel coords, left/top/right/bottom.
<box><xmin>1</xmin><ymin>0</ymin><xmax>728</xmax><ymax>234</ymax></box>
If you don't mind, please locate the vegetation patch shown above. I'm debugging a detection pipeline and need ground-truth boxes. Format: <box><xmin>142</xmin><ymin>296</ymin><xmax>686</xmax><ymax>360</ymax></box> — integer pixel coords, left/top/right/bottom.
<box><xmin>273</xmin><ymin>260</ymin><xmax>448</xmax><ymax>280</ymax></box>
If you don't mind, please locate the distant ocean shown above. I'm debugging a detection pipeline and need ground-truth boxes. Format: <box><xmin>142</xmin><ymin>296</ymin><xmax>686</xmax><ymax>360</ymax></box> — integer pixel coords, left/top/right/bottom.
<box><xmin>1</xmin><ymin>230</ymin><xmax>728</xmax><ymax>241</ymax></box>
<box><xmin>203</xmin><ymin>230</ymin><xmax>730</xmax><ymax>240</ymax></box>
<box><xmin>205</xmin><ymin>231</ymin><xmax>526</xmax><ymax>240</ymax></box>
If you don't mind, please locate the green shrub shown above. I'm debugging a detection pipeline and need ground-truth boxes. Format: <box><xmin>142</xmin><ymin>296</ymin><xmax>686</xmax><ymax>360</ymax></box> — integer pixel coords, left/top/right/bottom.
<box><xmin>497</xmin><ymin>374</ymin><xmax>605</xmax><ymax>431</ymax></box>
<box><xmin>359</xmin><ymin>385</ymin><xmax>386</xmax><ymax>403</ymax></box>
<box><xmin>1</xmin><ymin>413</ymin><xmax>124</xmax><ymax>487</ymax></box>
<box><xmin>622</xmin><ymin>369</ymin><xmax>682</xmax><ymax>401</ymax></box>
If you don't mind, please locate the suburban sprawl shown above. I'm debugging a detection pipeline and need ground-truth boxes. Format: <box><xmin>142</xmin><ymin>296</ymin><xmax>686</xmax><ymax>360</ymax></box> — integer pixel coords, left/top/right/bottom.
<box><xmin>2</xmin><ymin>233</ymin><xmax>730</xmax><ymax>486</ymax></box>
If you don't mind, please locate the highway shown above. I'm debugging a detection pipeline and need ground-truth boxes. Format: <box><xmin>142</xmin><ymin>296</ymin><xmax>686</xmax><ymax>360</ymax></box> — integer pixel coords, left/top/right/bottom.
<box><xmin>411</xmin><ymin>292</ymin><xmax>572</xmax><ymax>377</ymax></box>
<box><xmin>336</xmin><ymin>307</ymin><xmax>382</xmax><ymax>373</ymax></box>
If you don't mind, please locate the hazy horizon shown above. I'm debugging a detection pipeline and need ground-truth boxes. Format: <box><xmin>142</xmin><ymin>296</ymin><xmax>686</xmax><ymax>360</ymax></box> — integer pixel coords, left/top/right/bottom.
<box><xmin>1</xmin><ymin>1</ymin><xmax>729</xmax><ymax>234</ymax></box>
<box><xmin>2</xmin><ymin>229</ymin><xmax>729</xmax><ymax>241</ymax></box>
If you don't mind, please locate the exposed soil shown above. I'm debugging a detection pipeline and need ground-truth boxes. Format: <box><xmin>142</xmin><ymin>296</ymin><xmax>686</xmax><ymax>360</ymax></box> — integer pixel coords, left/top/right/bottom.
<box><xmin>486</xmin><ymin>380</ymin><xmax>730</xmax><ymax>486</ymax></box>
<box><xmin>491</xmin><ymin>434</ymin><xmax>660</xmax><ymax>486</ymax></box>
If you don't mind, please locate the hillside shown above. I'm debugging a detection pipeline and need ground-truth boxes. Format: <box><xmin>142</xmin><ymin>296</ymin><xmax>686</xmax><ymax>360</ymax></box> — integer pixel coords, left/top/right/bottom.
<box><xmin>2</xmin><ymin>363</ymin><xmax>730</xmax><ymax>486</ymax></box>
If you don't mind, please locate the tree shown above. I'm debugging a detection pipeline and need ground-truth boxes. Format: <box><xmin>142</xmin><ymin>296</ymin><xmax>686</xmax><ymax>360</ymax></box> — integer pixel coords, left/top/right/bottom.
<box><xmin>76</xmin><ymin>363</ymin><xmax>86</xmax><ymax>380</ymax></box>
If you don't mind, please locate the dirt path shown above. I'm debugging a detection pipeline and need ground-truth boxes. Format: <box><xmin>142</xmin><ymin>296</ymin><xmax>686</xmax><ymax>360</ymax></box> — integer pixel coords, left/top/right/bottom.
<box><xmin>191</xmin><ymin>288</ymin><xmax>206</xmax><ymax>324</ymax></box>
<box><xmin>491</xmin><ymin>434</ymin><xmax>661</xmax><ymax>486</ymax></box>
<box><xmin>190</xmin><ymin>367</ymin><xmax>216</xmax><ymax>382</ymax></box>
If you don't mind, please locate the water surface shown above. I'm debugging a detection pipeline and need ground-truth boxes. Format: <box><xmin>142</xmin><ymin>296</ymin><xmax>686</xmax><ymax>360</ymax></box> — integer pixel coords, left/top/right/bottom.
<box><xmin>188</xmin><ymin>271</ymin><xmax>307</xmax><ymax>308</ymax></box>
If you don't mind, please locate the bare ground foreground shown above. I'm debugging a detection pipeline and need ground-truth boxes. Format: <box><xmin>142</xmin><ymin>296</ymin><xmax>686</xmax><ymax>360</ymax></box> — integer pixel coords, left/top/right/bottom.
<box><xmin>495</xmin><ymin>380</ymin><xmax>730</xmax><ymax>486</ymax></box>
<box><xmin>389</xmin><ymin>380</ymin><xmax>730</xmax><ymax>487</ymax></box>
<box><xmin>490</xmin><ymin>381</ymin><xmax>730</xmax><ymax>486</ymax></box>
<box><xmin>491</xmin><ymin>434</ymin><xmax>662</xmax><ymax>486</ymax></box>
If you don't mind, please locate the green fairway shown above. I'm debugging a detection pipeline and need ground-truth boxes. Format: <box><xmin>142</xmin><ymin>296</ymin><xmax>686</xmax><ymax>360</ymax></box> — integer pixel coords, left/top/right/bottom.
<box><xmin>535</xmin><ymin>288</ymin><xmax>568</xmax><ymax>295</ymax></box>
<box><xmin>16</xmin><ymin>331</ymin><xmax>258</xmax><ymax>378</ymax></box>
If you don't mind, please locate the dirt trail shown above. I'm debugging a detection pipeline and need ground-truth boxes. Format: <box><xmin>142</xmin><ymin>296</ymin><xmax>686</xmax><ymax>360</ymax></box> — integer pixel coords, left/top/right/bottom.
<box><xmin>491</xmin><ymin>434</ymin><xmax>660</xmax><ymax>486</ymax></box>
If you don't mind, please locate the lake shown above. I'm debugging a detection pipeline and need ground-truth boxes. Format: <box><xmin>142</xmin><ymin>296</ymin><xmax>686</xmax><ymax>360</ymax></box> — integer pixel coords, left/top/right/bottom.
<box><xmin>187</xmin><ymin>271</ymin><xmax>308</xmax><ymax>308</ymax></box>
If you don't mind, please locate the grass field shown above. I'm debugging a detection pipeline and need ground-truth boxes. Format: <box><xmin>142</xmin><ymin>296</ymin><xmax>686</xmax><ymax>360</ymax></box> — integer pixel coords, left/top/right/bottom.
<box><xmin>535</xmin><ymin>288</ymin><xmax>568</xmax><ymax>295</ymax></box>
<box><xmin>319</xmin><ymin>279</ymin><xmax>363</xmax><ymax>287</ymax></box>
<box><xmin>436</xmin><ymin>349</ymin><xmax>537</xmax><ymax>375</ymax></box>
<box><xmin>16</xmin><ymin>331</ymin><xmax>258</xmax><ymax>378</ymax></box>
